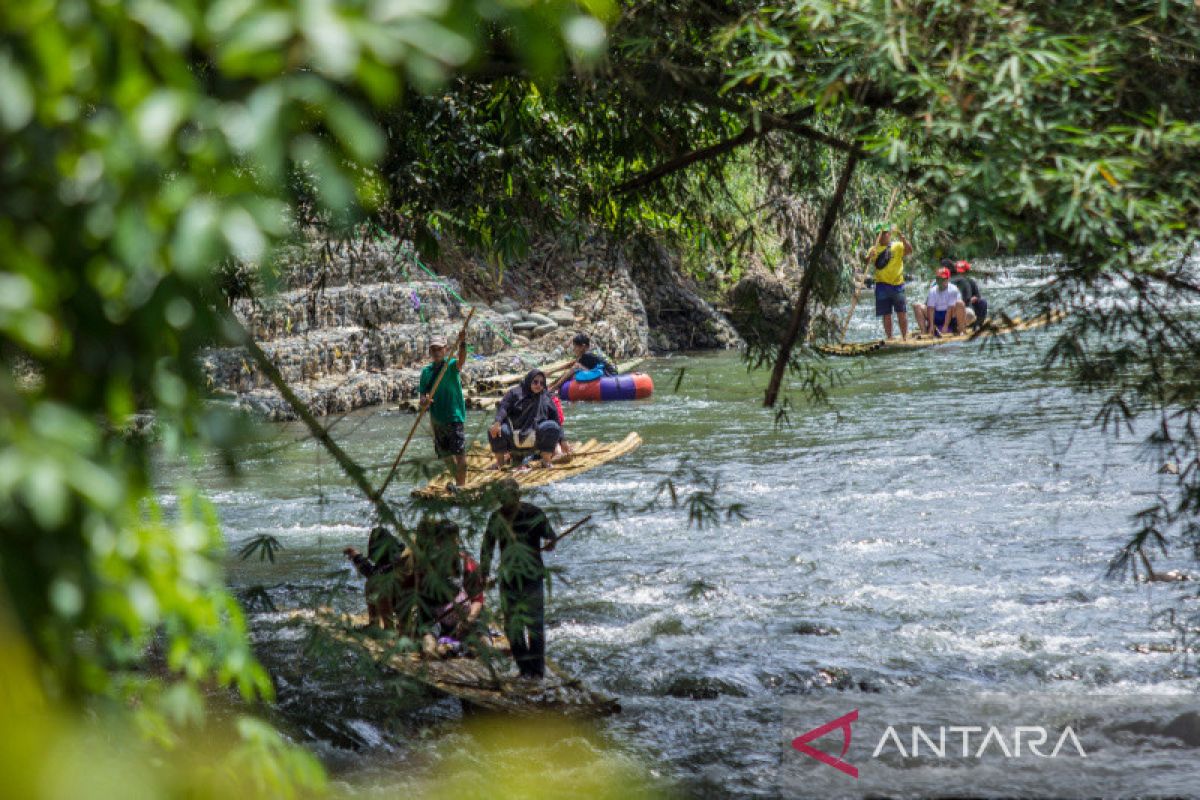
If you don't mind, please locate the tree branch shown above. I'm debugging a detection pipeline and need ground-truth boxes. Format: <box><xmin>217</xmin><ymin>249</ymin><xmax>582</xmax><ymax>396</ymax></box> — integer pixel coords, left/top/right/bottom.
<box><xmin>764</xmin><ymin>150</ymin><xmax>860</xmax><ymax>407</ymax></box>
<box><xmin>613</xmin><ymin>121</ymin><xmax>772</xmax><ymax>195</ymax></box>
<box><xmin>610</xmin><ymin>99</ymin><xmax>867</xmax><ymax>196</ymax></box>
<box><xmin>226</xmin><ymin>313</ymin><xmax>405</xmax><ymax>532</ymax></box>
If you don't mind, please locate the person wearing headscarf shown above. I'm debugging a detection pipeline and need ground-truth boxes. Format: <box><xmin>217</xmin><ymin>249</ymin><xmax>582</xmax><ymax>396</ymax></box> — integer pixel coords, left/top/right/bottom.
<box><xmin>488</xmin><ymin>369</ymin><xmax>564</xmax><ymax>469</ymax></box>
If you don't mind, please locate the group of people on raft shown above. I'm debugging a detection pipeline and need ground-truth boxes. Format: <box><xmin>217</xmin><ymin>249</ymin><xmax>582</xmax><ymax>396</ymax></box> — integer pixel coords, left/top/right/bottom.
<box><xmin>865</xmin><ymin>227</ymin><xmax>989</xmax><ymax>340</ymax></box>
<box><xmin>418</xmin><ymin>330</ymin><xmax>617</xmax><ymax>490</ymax></box>
<box><xmin>343</xmin><ymin>478</ymin><xmax>558</xmax><ymax>680</ymax></box>
<box><xmin>349</xmin><ymin>230</ymin><xmax>991</xmax><ymax>680</ymax></box>
<box><xmin>340</xmin><ymin>330</ymin><xmax>616</xmax><ymax>680</ymax></box>
<box><xmin>345</xmin><ymin>232</ymin><xmax>992</xmax><ymax>682</ymax></box>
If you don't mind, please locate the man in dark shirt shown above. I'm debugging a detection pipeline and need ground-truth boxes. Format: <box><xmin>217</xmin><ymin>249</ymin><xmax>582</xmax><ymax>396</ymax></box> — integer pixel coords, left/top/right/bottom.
<box><xmin>942</xmin><ymin>258</ymin><xmax>986</xmax><ymax>329</ymax></box>
<box><xmin>955</xmin><ymin>260</ymin><xmax>987</xmax><ymax>327</ymax></box>
<box><xmin>943</xmin><ymin>258</ymin><xmax>972</xmax><ymax>306</ymax></box>
<box><xmin>478</xmin><ymin>479</ymin><xmax>557</xmax><ymax>679</ymax></box>
<box><xmin>570</xmin><ymin>333</ymin><xmax>617</xmax><ymax>377</ymax></box>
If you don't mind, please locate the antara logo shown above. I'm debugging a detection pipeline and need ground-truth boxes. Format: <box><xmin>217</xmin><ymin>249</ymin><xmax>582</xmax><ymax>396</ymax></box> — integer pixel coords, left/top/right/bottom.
<box><xmin>792</xmin><ymin>711</ymin><xmax>1087</xmax><ymax>779</ymax></box>
<box><xmin>791</xmin><ymin>710</ymin><xmax>860</xmax><ymax>778</ymax></box>
<box><xmin>872</xmin><ymin>725</ymin><xmax>1087</xmax><ymax>759</ymax></box>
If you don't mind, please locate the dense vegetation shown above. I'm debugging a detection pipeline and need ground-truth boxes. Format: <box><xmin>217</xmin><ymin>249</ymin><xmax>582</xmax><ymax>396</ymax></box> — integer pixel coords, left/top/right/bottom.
<box><xmin>0</xmin><ymin>0</ymin><xmax>607</xmax><ymax>792</ymax></box>
<box><xmin>369</xmin><ymin>0</ymin><xmax>1200</xmax><ymax>584</ymax></box>
<box><xmin>3</xmin><ymin>0</ymin><xmax>1200</xmax><ymax>794</ymax></box>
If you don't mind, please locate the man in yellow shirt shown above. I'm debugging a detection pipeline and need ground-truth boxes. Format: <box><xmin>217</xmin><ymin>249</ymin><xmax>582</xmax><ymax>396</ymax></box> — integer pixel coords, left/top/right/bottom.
<box><xmin>865</xmin><ymin>227</ymin><xmax>914</xmax><ymax>339</ymax></box>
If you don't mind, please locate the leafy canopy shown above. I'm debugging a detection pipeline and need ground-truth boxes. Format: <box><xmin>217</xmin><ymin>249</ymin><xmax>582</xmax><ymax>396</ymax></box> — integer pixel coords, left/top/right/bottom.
<box><xmin>0</xmin><ymin>0</ymin><xmax>606</xmax><ymax>780</ymax></box>
<box><xmin>722</xmin><ymin>0</ymin><xmax>1200</xmax><ymax>564</ymax></box>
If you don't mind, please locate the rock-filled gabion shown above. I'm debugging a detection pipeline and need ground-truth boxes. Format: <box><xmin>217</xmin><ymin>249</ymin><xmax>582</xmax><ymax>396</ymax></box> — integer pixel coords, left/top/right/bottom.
<box><xmin>204</xmin><ymin>231</ymin><xmax>740</xmax><ymax>420</ymax></box>
<box><xmin>202</xmin><ymin>320</ymin><xmax>512</xmax><ymax>391</ymax></box>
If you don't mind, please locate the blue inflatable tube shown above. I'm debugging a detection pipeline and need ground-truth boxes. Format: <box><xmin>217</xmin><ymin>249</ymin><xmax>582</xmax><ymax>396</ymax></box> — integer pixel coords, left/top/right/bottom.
<box><xmin>558</xmin><ymin>372</ymin><xmax>654</xmax><ymax>402</ymax></box>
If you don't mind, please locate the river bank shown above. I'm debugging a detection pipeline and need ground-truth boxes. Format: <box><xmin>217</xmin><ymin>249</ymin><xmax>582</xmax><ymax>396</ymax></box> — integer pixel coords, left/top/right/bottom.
<box><xmin>160</xmin><ymin>257</ymin><xmax>1200</xmax><ymax>797</ymax></box>
<box><xmin>201</xmin><ymin>231</ymin><xmax>742</xmax><ymax>420</ymax></box>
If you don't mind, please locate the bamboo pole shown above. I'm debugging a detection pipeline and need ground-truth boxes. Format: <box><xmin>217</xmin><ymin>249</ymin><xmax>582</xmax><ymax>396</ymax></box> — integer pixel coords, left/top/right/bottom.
<box><xmin>229</xmin><ymin>316</ymin><xmax>404</xmax><ymax>533</ymax></box>
<box><xmin>541</xmin><ymin>515</ymin><xmax>593</xmax><ymax>551</ymax></box>
<box><xmin>547</xmin><ymin>360</ymin><xmax>578</xmax><ymax>393</ymax></box>
<box><xmin>838</xmin><ymin>183</ymin><xmax>904</xmax><ymax>343</ymax></box>
<box><xmin>376</xmin><ymin>307</ymin><xmax>475</xmax><ymax>499</ymax></box>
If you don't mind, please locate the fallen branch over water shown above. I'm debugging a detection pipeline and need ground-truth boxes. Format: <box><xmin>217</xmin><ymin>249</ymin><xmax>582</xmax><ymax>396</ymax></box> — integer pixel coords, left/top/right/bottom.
<box><xmin>227</xmin><ymin>313</ymin><xmax>405</xmax><ymax>533</ymax></box>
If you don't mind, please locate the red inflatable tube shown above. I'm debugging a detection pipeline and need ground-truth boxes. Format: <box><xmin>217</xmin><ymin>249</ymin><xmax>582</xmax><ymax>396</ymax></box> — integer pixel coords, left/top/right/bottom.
<box><xmin>558</xmin><ymin>372</ymin><xmax>654</xmax><ymax>402</ymax></box>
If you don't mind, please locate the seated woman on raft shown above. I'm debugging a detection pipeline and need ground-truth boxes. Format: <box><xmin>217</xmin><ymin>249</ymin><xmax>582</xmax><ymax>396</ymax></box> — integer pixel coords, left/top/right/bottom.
<box><xmin>413</xmin><ymin>517</ymin><xmax>485</xmax><ymax>649</ymax></box>
<box><xmin>488</xmin><ymin>369</ymin><xmax>565</xmax><ymax>470</ymax></box>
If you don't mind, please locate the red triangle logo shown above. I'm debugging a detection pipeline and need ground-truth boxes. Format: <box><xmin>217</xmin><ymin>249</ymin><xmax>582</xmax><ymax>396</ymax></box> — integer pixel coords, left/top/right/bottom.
<box><xmin>791</xmin><ymin>709</ymin><xmax>859</xmax><ymax>778</ymax></box>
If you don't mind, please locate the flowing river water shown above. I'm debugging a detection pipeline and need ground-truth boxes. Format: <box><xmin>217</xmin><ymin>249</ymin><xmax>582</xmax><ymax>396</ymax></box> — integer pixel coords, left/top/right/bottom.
<box><xmin>160</xmin><ymin>258</ymin><xmax>1200</xmax><ymax>798</ymax></box>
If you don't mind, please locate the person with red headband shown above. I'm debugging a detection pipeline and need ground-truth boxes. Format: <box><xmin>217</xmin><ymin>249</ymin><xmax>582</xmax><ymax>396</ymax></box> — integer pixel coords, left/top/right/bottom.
<box><xmin>953</xmin><ymin>259</ymin><xmax>987</xmax><ymax>327</ymax></box>
<box><xmin>942</xmin><ymin>258</ymin><xmax>978</xmax><ymax>328</ymax></box>
<box><xmin>914</xmin><ymin>267</ymin><xmax>968</xmax><ymax>336</ymax></box>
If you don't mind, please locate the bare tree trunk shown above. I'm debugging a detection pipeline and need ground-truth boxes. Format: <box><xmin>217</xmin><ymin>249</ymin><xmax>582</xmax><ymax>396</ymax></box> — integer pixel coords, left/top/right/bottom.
<box><xmin>763</xmin><ymin>152</ymin><xmax>859</xmax><ymax>408</ymax></box>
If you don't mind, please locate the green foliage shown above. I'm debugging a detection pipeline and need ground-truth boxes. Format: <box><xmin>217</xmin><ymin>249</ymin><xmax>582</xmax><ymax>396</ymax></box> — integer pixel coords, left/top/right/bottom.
<box><xmin>239</xmin><ymin>533</ymin><xmax>285</xmax><ymax>563</ymax></box>
<box><xmin>0</xmin><ymin>0</ymin><xmax>603</xmax><ymax>788</ymax></box>
<box><xmin>726</xmin><ymin>1</ymin><xmax>1200</xmax><ymax>252</ymax></box>
<box><xmin>722</xmin><ymin>0</ymin><xmax>1200</xmax><ymax>569</ymax></box>
<box><xmin>367</xmin><ymin>1</ymin><xmax>782</xmax><ymax>272</ymax></box>
<box><xmin>7</xmin><ymin>1</ymin><xmax>1200</xmax><ymax>790</ymax></box>
<box><xmin>635</xmin><ymin>456</ymin><xmax>748</xmax><ymax>529</ymax></box>
<box><xmin>383</xmin><ymin>0</ymin><xmax>1200</xmax><ymax>578</ymax></box>
<box><xmin>364</xmin><ymin>0</ymin><xmax>934</xmax><ymax>369</ymax></box>
<box><xmin>0</xmin><ymin>609</ymin><xmax>326</xmax><ymax>799</ymax></box>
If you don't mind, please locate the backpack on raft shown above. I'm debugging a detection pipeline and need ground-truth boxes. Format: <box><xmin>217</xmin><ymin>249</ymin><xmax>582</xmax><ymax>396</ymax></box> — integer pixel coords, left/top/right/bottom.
<box><xmin>573</xmin><ymin>367</ymin><xmax>605</xmax><ymax>383</ymax></box>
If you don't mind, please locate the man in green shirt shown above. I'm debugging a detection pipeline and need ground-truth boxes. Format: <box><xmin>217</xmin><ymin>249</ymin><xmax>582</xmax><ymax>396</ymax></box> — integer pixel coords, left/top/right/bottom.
<box><xmin>419</xmin><ymin>334</ymin><xmax>468</xmax><ymax>490</ymax></box>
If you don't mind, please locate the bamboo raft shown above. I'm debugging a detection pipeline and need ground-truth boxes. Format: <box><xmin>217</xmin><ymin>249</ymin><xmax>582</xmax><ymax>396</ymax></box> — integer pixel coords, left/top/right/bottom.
<box><xmin>287</xmin><ymin>609</ymin><xmax>620</xmax><ymax>716</ymax></box>
<box><xmin>412</xmin><ymin>432</ymin><xmax>642</xmax><ymax>499</ymax></box>
<box><xmin>816</xmin><ymin>311</ymin><xmax>1064</xmax><ymax>357</ymax></box>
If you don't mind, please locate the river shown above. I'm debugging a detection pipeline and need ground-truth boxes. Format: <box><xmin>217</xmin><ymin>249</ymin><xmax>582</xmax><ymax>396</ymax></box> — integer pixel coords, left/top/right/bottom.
<box><xmin>160</xmin><ymin>258</ymin><xmax>1200</xmax><ymax>798</ymax></box>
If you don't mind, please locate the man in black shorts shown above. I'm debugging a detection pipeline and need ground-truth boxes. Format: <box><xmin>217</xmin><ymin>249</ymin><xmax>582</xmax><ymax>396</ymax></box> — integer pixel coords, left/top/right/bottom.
<box><xmin>419</xmin><ymin>334</ymin><xmax>468</xmax><ymax>489</ymax></box>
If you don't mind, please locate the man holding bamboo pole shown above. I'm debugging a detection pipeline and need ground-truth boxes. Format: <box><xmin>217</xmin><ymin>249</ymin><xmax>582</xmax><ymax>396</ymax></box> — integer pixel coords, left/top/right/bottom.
<box><xmin>419</xmin><ymin>333</ymin><xmax>469</xmax><ymax>490</ymax></box>
<box><xmin>865</xmin><ymin>226</ymin><xmax>913</xmax><ymax>340</ymax></box>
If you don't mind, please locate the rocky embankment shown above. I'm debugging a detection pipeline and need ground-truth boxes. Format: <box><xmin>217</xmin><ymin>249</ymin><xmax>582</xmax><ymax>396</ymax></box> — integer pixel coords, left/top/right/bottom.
<box><xmin>625</xmin><ymin>237</ymin><xmax>743</xmax><ymax>352</ymax></box>
<box><xmin>204</xmin><ymin>233</ymin><xmax>740</xmax><ymax>420</ymax></box>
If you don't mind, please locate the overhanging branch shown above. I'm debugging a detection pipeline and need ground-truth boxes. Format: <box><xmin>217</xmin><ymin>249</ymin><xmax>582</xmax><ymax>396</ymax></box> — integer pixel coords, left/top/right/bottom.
<box><xmin>764</xmin><ymin>149</ymin><xmax>860</xmax><ymax>408</ymax></box>
<box><xmin>613</xmin><ymin>122</ymin><xmax>772</xmax><ymax>195</ymax></box>
<box><xmin>611</xmin><ymin>111</ymin><xmax>868</xmax><ymax>196</ymax></box>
